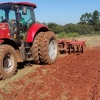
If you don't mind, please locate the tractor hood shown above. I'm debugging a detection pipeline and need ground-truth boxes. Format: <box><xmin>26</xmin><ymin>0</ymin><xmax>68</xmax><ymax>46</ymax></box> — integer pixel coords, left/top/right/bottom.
<box><xmin>0</xmin><ymin>23</ymin><xmax>10</xmax><ymax>39</ymax></box>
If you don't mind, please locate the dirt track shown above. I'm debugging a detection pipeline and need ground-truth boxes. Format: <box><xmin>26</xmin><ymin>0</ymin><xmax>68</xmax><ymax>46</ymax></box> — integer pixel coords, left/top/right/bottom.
<box><xmin>0</xmin><ymin>47</ymin><xmax>100</xmax><ymax>100</ymax></box>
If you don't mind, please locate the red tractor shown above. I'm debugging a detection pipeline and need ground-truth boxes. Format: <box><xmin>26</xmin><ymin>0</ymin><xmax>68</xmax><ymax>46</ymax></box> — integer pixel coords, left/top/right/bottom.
<box><xmin>0</xmin><ymin>2</ymin><xmax>58</xmax><ymax>79</ymax></box>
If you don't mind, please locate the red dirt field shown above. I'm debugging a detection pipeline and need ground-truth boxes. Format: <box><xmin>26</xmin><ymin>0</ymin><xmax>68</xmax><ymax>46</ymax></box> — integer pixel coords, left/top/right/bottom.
<box><xmin>0</xmin><ymin>47</ymin><xmax>100</xmax><ymax>100</ymax></box>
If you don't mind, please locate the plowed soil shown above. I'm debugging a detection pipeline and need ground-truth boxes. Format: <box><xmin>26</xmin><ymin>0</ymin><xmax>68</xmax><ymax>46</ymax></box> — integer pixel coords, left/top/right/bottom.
<box><xmin>0</xmin><ymin>47</ymin><xmax>100</xmax><ymax>100</ymax></box>
<box><xmin>1</xmin><ymin>35</ymin><xmax>100</xmax><ymax>100</ymax></box>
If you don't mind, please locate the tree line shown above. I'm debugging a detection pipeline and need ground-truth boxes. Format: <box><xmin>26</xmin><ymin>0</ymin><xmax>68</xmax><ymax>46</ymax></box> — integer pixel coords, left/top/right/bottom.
<box><xmin>41</xmin><ymin>10</ymin><xmax>100</xmax><ymax>37</ymax></box>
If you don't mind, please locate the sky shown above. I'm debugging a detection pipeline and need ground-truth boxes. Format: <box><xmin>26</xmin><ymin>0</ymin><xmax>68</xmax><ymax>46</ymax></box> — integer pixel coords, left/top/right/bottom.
<box><xmin>0</xmin><ymin>0</ymin><xmax>100</xmax><ymax>25</ymax></box>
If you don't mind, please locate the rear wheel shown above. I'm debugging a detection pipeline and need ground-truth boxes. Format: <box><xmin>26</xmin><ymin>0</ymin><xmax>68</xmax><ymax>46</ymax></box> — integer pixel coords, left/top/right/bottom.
<box><xmin>31</xmin><ymin>32</ymin><xmax>44</xmax><ymax>64</ymax></box>
<box><xmin>0</xmin><ymin>45</ymin><xmax>17</xmax><ymax>79</ymax></box>
<box><xmin>39</xmin><ymin>31</ymin><xmax>58</xmax><ymax>64</ymax></box>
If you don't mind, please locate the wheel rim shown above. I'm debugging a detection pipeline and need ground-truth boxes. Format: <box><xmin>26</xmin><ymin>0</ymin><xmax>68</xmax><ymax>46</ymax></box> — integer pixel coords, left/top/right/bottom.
<box><xmin>3</xmin><ymin>53</ymin><xmax>14</xmax><ymax>73</ymax></box>
<box><xmin>48</xmin><ymin>39</ymin><xmax>58</xmax><ymax>60</ymax></box>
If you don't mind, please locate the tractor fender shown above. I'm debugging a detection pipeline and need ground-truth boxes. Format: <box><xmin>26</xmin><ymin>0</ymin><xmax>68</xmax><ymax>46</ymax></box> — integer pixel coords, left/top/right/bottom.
<box><xmin>26</xmin><ymin>23</ymin><xmax>49</xmax><ymax>42</ymax></box>
<box><xmin>0</xmin><ymin>39</ymin><xmax>18</xmax><ymax>49</ymax></box>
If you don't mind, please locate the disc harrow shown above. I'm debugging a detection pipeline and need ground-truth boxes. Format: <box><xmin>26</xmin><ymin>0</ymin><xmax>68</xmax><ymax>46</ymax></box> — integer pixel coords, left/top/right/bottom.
<box><xmin>58</xmin><ymin>39</ymin><xmax>86</xmax><ymax>54</ymax></box>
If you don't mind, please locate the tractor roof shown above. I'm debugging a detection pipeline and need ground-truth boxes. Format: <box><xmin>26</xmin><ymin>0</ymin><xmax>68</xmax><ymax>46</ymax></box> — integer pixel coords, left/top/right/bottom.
<box><xmin>0</xmin><ymin>2</ymin><xmax>36</xmax><ymax>8</ymax></box>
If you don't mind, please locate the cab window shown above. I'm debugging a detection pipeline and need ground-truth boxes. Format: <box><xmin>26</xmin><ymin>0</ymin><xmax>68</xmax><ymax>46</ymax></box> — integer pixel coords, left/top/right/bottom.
<box><xmin>19</xmin><ymin>7</ymin><xmax>33</xmax><ymax>25</ymax></box>
<box><xmin>9</xmin><ymin>11</ymin><xmax>16</xmax><ymax>20</ymax></box>
<box><xmin>0</xmin><ymin>10</ymin><xmax>5</xmax><ymax>22</ymax></box>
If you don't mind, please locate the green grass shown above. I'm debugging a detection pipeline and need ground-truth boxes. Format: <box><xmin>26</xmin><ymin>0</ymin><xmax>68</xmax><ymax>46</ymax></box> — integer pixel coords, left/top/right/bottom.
<box><xmin>57</xmin><ymin>32</ymin><xmax>79</xmax><ymax>39</ymax></box>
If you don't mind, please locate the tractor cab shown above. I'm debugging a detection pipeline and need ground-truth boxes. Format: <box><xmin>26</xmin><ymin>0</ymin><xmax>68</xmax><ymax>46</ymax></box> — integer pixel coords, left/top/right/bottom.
<box><xmin>0</xmin><ymin>2</ymin><xmax>36</xmax><ymax>42</ymax></box>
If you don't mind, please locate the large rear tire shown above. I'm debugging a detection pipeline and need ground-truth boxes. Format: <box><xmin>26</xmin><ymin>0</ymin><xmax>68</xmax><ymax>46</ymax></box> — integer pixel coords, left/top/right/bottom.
<box><xmin>31</xmin><ymin>32</ymin><xmax>44</xmax><ymax>64</ymax></box>
<box><xmin>40</xmin><ymin>31</ymin><xmax>58</xmax><ymax>64</ymax></box>
<box><xmin>0</xmin><ymin>45</ymin><xmax>17</xmax><ymax>79</ymax></box>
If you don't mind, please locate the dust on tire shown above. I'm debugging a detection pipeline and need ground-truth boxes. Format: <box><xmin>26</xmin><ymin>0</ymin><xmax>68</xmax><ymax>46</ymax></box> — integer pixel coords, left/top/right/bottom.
<box><xmin>31</xmin><ymin>32</ymin><xmax>44</xmax><ymax>64</ymax></box>
<box><xmin>39</xmin><ymin>31</ymin><xmax>58</xmax><ymax>64</ymax></box>
<box><xmin>0</xmin><ymin>45</ymin><xmax>17</xmax><ymax>80</ymax></box>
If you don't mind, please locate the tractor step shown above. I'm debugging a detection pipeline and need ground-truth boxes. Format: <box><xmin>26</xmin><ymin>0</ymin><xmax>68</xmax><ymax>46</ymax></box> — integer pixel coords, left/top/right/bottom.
<box><xmin>24</xmin><ymin>42</ymin><xmax>33</xmax><ymax>61</ymax></box>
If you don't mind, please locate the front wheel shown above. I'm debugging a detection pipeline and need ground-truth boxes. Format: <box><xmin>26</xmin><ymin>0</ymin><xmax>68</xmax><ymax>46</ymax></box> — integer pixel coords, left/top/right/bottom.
<box><xmin>39</xmin><ymin>31</ymin><xmax>58</xmax><ymax>64</ymax></box>
<box><xmin>0</xmin><ymin>45</ymin><xmax>17</xmax><ymax>79</ymax></box>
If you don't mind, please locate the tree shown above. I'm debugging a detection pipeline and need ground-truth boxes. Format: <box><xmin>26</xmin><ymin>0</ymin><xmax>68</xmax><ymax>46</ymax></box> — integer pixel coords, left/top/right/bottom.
<box><xmin>80</xmin><ymin>14</ymin><xmax>85</xmax><ymax>24</ymax></box>
<box><xmin>92</xmin><ymin>10</ymin><xmax>100</xmax><ymax>25</ymax></box>
<box><xmin>85</xmin><ymin>12</ymin><xmax>89</xmax><ymax>23</ymax></box>
<box><xmin>88</xmin><ymin>13</ymin><xmax>92</xmax><ymax>25</ymax></box>
<box><xmin>80</xmin><ymin>13</ymin><xmax>93</xmax><ymax>24</ymax></box>
<box><xmin>47</xmin><ymin>22</ymin><xmax>58</xmax><ymax>33</ymax></box>
<box><xmin>64</xmin><ymin>23</ymin><xmax>76</xmax><ymax>33</ymax></box>
<box><xmin>47</xmin><ymin>22</ymin><xmax>63</xmax><ymax>34</ymax></box>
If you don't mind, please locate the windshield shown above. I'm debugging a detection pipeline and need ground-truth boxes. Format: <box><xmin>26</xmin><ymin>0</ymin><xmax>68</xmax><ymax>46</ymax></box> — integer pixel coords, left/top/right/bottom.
<box><xmin>0</xmin><ymin>4</ymin><xmax>16</xmax><ymax>22</ymax></box>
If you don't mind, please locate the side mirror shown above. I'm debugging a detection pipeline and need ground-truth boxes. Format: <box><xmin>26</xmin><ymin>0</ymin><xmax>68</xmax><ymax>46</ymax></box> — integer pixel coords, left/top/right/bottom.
<box><xmin>22</xmin><ymin>6</ymin><xmax>27</xmax><ymax>15</ymax></box>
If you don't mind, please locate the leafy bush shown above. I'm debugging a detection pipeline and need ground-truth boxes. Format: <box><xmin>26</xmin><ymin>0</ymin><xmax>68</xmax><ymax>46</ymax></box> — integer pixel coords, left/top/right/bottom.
<box><xmin>67</xmin><ymin>32</ymin><xmax>79</xmax><ymax>37</ymax></box>
<box><xmin>57</xmin><ymin>32</ymin><xmax>67</xmax><ymax>39</ymax></box>
<box><xmin>57</xmin><ymin>32</ymin><xmax>79</xmax><ymax>39</ymax></box>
